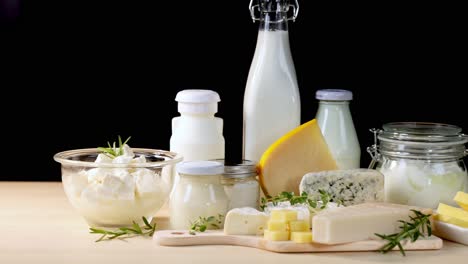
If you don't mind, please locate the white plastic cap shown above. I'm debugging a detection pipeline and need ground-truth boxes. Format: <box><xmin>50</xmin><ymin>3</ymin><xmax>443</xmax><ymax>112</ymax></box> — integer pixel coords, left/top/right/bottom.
<box><xmin>316</xmin><ymin>89</ymin><xmax>353</xmax><ymax>101</ymax></box>
<box><xmin>175</xmin><ymin>89</ymin><xmax>221</xmax><ymax>114</ymax></box>
<box><xmin>176</xmin><ymin>161</ymin><xmax>224</xmax><ymax>175</ymax></box>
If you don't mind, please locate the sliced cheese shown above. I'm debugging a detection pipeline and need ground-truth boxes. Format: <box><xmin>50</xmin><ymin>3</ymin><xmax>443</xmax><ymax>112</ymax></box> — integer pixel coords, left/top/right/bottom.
<box><xmin>258</xmin><ymin>119</ymin><xmax>338</xmax><ymax>196</ymax></box>
<box><xmin>289</xmin><ymin>220</ymin><xmax>310</xmax><ymax>232</ymax></box>
<box><xmin>454</xmin><ymin>191</ymin><xmax>468</xmax><ymax>211</ymax></box>
<box><xmin>291</xmin><ymin>231</ymin><xmax>313</xmax><ymax>243</ymax></box>
<box><xmin>264</xmin><ymin>230</ymin><xmax>289</xmax><ymax>241</ymax></box>
<box><xmin>312</xmin><ymin>203</ymin><xmax>433</xmax><ymax>245</ymax></box>
<box><xmin>436</xmin><ymin>203</ymin><xmax>468</xmax><ymax>228</ymax></box>
<box><xmin>223</xmin><ymin>207</ymin><xmax>269</xmax><ymax>235</ymax></box>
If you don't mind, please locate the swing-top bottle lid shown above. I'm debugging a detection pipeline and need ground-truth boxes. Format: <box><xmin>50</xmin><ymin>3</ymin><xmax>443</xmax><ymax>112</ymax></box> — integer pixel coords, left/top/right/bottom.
<box><xmin>175</xmin><ymin>89</ymin><xmax>221</xmax><ymax>114</ymax></box>
<box><xmin>316</xmin><ymin>89</ymin><xmax>353</xmax><ymax>101</ymax></box>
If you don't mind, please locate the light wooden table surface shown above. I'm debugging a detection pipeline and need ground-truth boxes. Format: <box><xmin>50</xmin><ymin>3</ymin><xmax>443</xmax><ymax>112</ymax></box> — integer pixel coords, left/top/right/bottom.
<box><xmin>1</xmin><ymin>182</ymin><xmax>467</xmax><ymax>264</ymax></box>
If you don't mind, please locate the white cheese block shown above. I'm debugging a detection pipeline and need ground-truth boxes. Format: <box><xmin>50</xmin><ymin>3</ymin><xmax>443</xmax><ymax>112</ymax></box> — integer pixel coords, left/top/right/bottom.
<box><xmin>434</xmin><ymin>220</ymin><xmax>468</xmax><ymax>245</ymax></box>
<box><xmin>224</xmin><ymin>207</ymin><xmax>269</xmax><ymax>235</ymax></box>
<box><xmin>312</xmin><ymin>203</ymin><xmax>433</xmax><ymax>245</ymax></box>
<box><xmin>300</xmin><ymin>169</ymin><xmax>384</xmax><ymax>206</ymax></box>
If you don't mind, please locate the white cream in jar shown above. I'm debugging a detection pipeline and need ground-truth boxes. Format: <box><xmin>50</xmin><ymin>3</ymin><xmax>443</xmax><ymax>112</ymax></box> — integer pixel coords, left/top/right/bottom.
<box><xmin>369</xmin><ymin>122</ymin><xmax>468</xmax><ymax>209</ymax></box>
<box><xmin>169</xmin><ymin>161</ymin><xmax>229</xmax><ymax>230</ymax></box>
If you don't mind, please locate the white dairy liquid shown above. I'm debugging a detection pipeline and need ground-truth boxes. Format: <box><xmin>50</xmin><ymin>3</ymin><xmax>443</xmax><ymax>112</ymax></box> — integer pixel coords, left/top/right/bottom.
<box><xmin>243</xmin><ymin>30</ymin><xmax>301</xmax><ymax>162</ymax></box>
<box><xmin>316</xmin><ymin>101</ymin><xmax>360</xmax><ymax>169</ymax></box>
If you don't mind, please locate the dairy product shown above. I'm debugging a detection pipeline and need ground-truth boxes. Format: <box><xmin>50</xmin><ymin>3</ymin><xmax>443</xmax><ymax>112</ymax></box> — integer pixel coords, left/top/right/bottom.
<box><xmin>378</xmin><ymin>159</ymin><xmax>468</xmax><ymax>208</ymax></box>
<box><xmin>62</xmin><ymin>145</ymin><xmax>169</xmax><ymax>227</ymax></box>
<box><xmin>289</xmin><ymin>220</ymin><xmax>310</xmax><ymax>232</ymax></box>
<box><xmin>290</xmin><ymin>232</ymin><xmax>313</xmax><ymax>243</ymax></box>
<box><xmin>315</xmin><ymin>89</ymin><xmax>360</xmax><ymax>169</ymax></box>
<box><xmin>312</xmin><ymin>203</ymin><xmax>433</xmax><ymax>245</ymax></box>
<box><xmin>169</xmin><ymin>161</ymin><xmax>228</xmax><ymax>230</ymax></box>
<box><xmin>454</xmin><ymin>191</ymin><xmax>468</xmax><ymax>211</ymax></box>
<box><xmin>224</xmin><ymin>181</ymin><xmax>259</xmax><ymax>210</ymax></box>
<box><xmin>436</xmin><ymin>203</ymin><xmax>468</xmax><ymax>227</ymax></box>
<box><xmin>243</xmin><ymin>30</ymin><xmax>300</xmax><ymax>163</ymax></box>
<box><xmin>264</xmin><ymin>230</ymin><xmax>290</xmax><ymax>241</ymax></box>
<box><xmin>223</xmin><ymin>207</ymin><xmax>269</xmax><ymax>235</ymax></box>
<box><xmin>300</xmin><ymin>169</ymin><xmax>384</xmax><ymax>206</ymax></box>
<box><xmin>257</xmin><ymin>119</ymin><xmax>338</xmax><ymax>196</ymax></box>
<box><xmin>264</xmin><ymin>202</ymin><xmax>310</xmax><ymax>223</ymax></box>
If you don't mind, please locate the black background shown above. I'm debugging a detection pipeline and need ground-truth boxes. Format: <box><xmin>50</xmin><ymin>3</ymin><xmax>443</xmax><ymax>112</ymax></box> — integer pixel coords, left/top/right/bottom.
<box><xmin>1</xmin><ymin>1</ymin><xmax>466</xmax><ymax>181</ymax></box>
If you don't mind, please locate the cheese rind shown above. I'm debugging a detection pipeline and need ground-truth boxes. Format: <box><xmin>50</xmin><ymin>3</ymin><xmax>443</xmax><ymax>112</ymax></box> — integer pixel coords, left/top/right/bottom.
<box><xmin>258</xmin><ymin>119</ymin><xmax>338</xmax><ymax>196</ymax></box>
<box><xmin>454</xmin><ymin>191</ymin><xmax>468</xmax><ymax>211</ymax></box>
<box><xmin>223</xmin><ymin>207</ymin><xmax>269</xmax><ymax>235</ymax></box>
<box><xmin>312</xmin><ymin>203</ymin><xmax>433</xmax><ymax>245</ymax></box>
<box><xmin>300</xmin><ymin>169</ymin><xmax>384</xmax><ymax>206</ymax></box>
<box><xmin>264</xmin><ymin>230</ymin><xmax>290</xmax><ymax>241</ymax></box>
<box><xmin>291</xmin><ymin>232</ymin><xmax>313</xmax><ymax>243</ymax></box>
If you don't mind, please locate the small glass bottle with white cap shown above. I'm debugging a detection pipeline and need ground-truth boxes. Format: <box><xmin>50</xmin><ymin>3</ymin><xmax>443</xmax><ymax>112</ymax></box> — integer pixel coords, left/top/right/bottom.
<box><xmin>169</xmin><ymin>161</ymin><xmax>229</xmax><ymax>230</ymax></box>
<box><xmin>315</xmin><ymin>89</ymin><xmax>361</xmax><ymax>169</ymax></box>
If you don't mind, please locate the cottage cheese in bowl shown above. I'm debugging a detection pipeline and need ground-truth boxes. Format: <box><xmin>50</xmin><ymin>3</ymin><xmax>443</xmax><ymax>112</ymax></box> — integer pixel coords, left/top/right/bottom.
<box><xmin>55</xmin><ymin>144</ymin><xmax>182</xmax><ymax>227</ymax></box>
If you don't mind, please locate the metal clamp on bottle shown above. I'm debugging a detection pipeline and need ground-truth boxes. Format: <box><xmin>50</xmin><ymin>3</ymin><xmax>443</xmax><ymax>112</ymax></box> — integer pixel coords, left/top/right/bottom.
<box><xmin>249</xmin><ymin>0</ymin><xmax>299</xmax><ymax>22</ymax></box>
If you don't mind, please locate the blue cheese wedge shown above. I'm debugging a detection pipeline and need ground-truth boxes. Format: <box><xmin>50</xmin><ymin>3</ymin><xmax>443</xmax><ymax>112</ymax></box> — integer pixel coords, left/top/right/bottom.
<box><xmin>299</xmin><ymin>169</ymin><xmax>384</xmax><ymax>206</ymax></box>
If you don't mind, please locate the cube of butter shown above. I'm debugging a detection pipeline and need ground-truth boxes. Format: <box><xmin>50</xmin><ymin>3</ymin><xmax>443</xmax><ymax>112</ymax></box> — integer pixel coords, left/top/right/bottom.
<box><xmin>289</xmin><ymin>220</ymin><xmax>310</xmax><ymax>232</ymax></box>
<box><xmin>270</xmin><ymin>209</ymin><xmax>298</xmax><ymax>222</ymax></box>
<box><xmin>264</xmin><ymin>230</ymin><xmax>290</xmax><ymax>241</ymax></box>
<box><xmin>291</xmin><ymin>231</ymin><xmax>313</xmax><ymax>243</ymax></box>
<box><xmin>454</xmin><ymin>191</ymin><xmax>468</xmax><ymax>211</ymax></box>
<box><xmin>437</xmin><ymin>203</ymin><xmax>468</xmax><ymax>228</ymax></box>
<box><xmin>267</xmin><ymin>220</ymin><xmax>288</xmax><ymax>231</ymax></box>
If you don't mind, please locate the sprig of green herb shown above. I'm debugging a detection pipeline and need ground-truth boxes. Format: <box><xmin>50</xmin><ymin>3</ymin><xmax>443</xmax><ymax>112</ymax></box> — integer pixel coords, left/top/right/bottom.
<box><xmin>97</xmin><ymin>135</ymin><xmax>131</xmax><ymax>158</ymax></box>
<box><xmin>260</xmin><ymin>190</ymin><xmax>336</xmax><ymax>211</ymax></box>
<box><xmin>89</xmin><ymin>216</ymin><xmax>156</xmax><ymax>242</ymax></box>
<box><xmin>189</xmin><ymin>214</ymin><xmax>224</xmax><ymax>235</ymax></box>
<box><xmin>375</xmin><ymin>210</ymin><xmax>432</xmax><ymax>256</ymax></box>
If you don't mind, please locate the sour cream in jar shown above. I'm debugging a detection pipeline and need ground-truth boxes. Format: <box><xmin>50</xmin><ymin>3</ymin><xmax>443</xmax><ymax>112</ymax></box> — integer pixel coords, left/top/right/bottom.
<box><xmin>169</xmin><ymin>161</ymin><xmax>229</xmax><ymax>230</ymax></box>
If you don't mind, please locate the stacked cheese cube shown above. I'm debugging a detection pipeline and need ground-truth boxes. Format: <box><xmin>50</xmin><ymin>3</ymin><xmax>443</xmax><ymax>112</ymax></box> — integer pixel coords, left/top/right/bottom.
<box><xmin>436</xmin><ymin>191</ymin><xmax>468</xmax><ymax>227</ymax></box>
<box><xmin>263</xmin><ymin>209</ymin><xmax>313</xmax><ymax>243</ymax></box>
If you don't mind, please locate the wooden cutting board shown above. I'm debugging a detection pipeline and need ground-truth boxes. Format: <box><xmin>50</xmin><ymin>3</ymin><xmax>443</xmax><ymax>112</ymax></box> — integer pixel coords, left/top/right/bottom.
<box><xmin>154</xmin><ymin>230</ymin><xmax>443</xmax><ymax>253</ymax></box>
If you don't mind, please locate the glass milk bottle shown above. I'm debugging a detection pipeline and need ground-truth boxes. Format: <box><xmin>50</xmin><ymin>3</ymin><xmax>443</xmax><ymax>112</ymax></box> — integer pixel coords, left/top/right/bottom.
<box><xmin>243</xmin><ymin>0</ymin><xmax>301</xmax><ymax>162</ymax></box>
<box><xmin>315</xmin><ymin>89</ymin><xmax>361</xmax><ymax>169</ymax></box>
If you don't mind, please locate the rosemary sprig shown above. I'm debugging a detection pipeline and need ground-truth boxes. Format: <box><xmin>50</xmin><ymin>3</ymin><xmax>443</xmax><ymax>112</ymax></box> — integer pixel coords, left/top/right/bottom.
<box><xmin>259</xmin><ymin>190</ymin><xmax>336</xmax><ymax>211</ymax></box>
<box><xmin>375</xmin><ymin>210</ymin><xmax>432</xmax><ymax>256</ymax></box>
<box><xmin>89</xmin><ymin>216</ymin><xmax>156</xmax><ymax>242</ymax></box>
<box><xmin>97</xmin><ymin>135</ymin><xmax>131</xmax><ymax>158</ymax></box>
<box><xmin>189</xmin><ymin>214</ymin><xmax>224</xmax><ymax>235</ymax></box>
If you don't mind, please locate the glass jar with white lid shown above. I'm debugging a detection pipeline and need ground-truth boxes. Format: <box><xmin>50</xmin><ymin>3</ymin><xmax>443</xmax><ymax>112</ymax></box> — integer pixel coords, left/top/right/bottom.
<box><xmin>169</xmin><ymin>161</ymin><xmax>229</xmax><ymax>230</ymax></box>
<box><xmin>368</xmin><ymin>122</ymin><xmax>468</xmax><ymax>209</ymax></box>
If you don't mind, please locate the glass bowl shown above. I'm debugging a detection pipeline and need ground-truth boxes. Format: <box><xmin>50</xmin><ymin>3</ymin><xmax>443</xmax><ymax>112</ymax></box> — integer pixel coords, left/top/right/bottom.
<box><xmin>54</xmin><ymin>148</ymin><xmax>182</xmax><ymax>227</ymax></box>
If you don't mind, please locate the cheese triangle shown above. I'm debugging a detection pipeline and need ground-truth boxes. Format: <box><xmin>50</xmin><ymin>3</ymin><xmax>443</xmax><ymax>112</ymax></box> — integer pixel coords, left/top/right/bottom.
<box><xmin>258</xmin><ymin>119</ymin><xmax>337</xmax><ymax>196</ymax></box>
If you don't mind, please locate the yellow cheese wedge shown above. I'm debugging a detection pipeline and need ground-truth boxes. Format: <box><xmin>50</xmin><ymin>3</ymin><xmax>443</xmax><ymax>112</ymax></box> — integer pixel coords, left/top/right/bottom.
<box><xmin>437</xmin><ymin>203</ymin><xmax>468</xmax><ymax>228</ymax></box>
<box><xmin>291</xmin><ymin>231</ymin><xmax>313</xmax><ymax>243</ymax></box>
<box><xmin>264</xmin><ymin>230</ymin><xmax>290</xmax><ymax>241</ymax></box>
<box><xmin>270</xmin><ymin>210</ymin><xmax>298</xmax><ymax>222</ymax></box>
<box><xmin>258</xmin><ymin>119</ymin><xmax>338</xmax><ymax>196</ymax></box>
<box><xmin>454</xmin><ymin>191</ymin><xmax>468</xmax><ymax>211</ymax></box>
<box><xmin>267</xmin><ymin>220</ymin><xmax>288</xmax><ymax>231</ymax></box>
<box><xmin>289</xmin><ymin>220</ymin><xmax>310</xmax><ymax>232</ymax></box>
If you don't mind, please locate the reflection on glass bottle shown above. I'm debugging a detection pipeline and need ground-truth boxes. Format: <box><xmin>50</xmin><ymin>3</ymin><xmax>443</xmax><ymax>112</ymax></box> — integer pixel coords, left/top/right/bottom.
<box><xmin>243</xmin><ymin>0</ymin><xmax>301</xmax><ymax>163</ymax></box>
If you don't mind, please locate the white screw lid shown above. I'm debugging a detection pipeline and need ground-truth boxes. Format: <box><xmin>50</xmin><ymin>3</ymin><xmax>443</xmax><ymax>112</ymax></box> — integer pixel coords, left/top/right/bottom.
<box><xmin>175</xmin><ymin>90</ymin><xmax>221</xmax><ymax>114</ymax></box>
<box><xmin>316</xmin><ymin>89</ymin><xmax>353</xmax><ymax>101</ymax></box>
<box><xmin>176</xmin><ymin>160</ymin><xmax>224</xmax><ymax>175</ymax></box>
